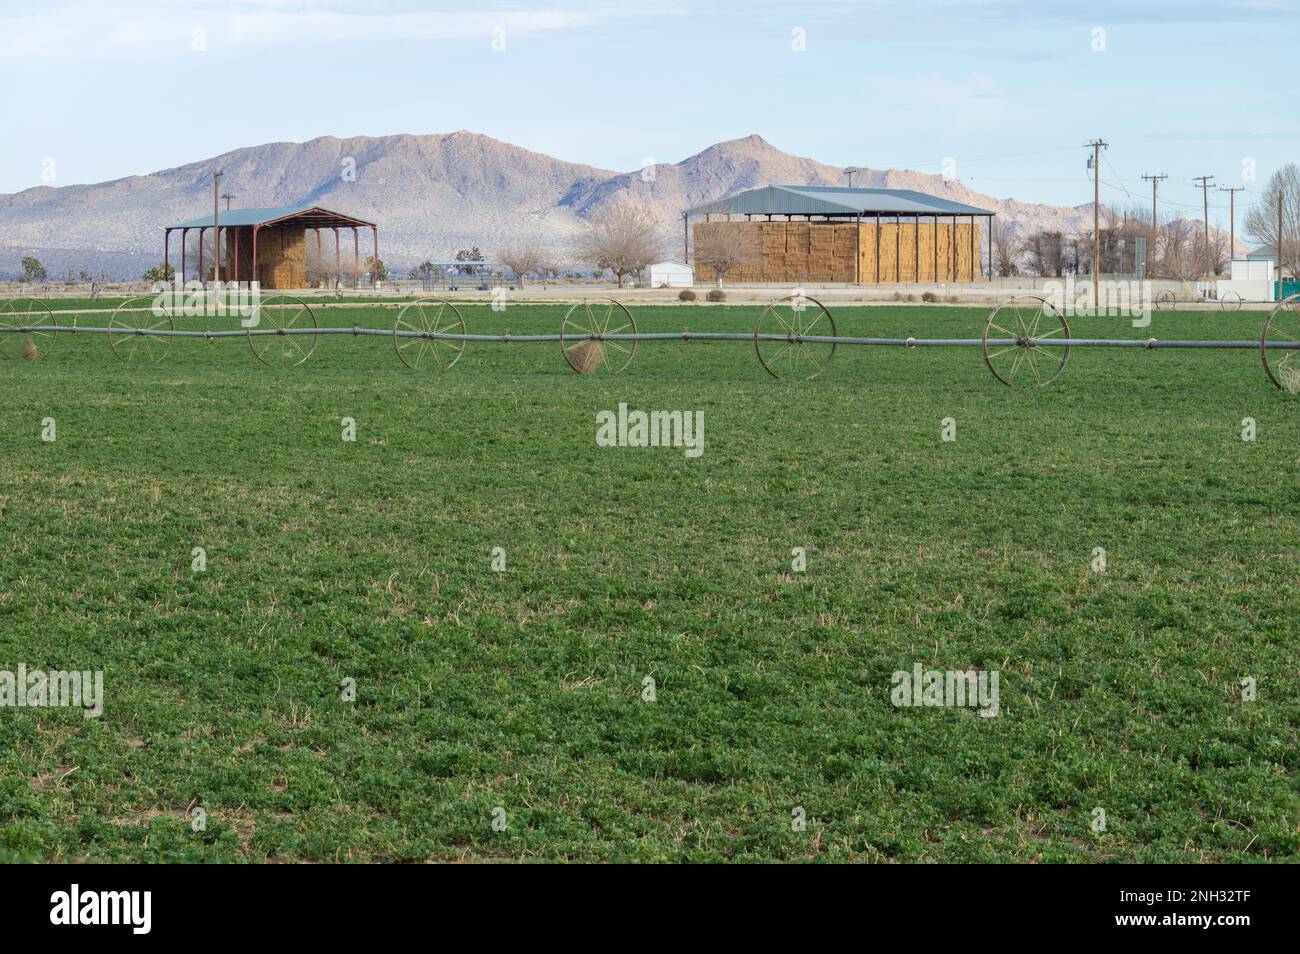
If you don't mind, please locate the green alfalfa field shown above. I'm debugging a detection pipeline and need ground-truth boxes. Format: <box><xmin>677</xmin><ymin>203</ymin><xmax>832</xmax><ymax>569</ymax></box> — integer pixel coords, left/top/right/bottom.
<box><xmin>0</xmin><ymin>299</ymin><xmax>1296</xmax><ymax>862</ymax></box>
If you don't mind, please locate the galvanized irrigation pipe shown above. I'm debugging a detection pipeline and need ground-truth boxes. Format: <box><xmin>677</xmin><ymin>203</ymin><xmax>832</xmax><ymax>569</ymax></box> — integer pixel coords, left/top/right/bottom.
<box><xmin>1</xmin><ymin>293</ymin><xmax>1298</xmax><ymax>389</ymax></box>
<box><xmin>4</xmin><ymin>325</ymin><xmax>1300</xmax><ymax>350</ymax></box>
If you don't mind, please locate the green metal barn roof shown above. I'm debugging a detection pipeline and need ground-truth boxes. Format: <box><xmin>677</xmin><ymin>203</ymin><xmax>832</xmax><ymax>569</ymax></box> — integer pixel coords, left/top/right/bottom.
<box><xmin>166</xmin><ymin>204</ymin><xmax>376</xmax><ymax>230</ymax></box>
<box><xmin>686</xmin><ymin>185</ymin><xmax>993</xmax><ymax>217</ymax></box>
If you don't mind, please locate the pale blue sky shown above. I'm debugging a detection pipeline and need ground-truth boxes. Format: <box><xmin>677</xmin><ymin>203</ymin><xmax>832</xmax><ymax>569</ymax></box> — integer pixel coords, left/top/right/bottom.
<box><xmin>2</xmin><ymin>0</ymin><xmax>1296</xmax><ymax>230</ymax></box>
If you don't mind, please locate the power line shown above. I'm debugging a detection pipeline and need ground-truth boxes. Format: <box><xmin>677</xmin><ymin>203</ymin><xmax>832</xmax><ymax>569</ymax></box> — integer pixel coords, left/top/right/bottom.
<box><xmin>868</xmin><ymin>143</ymin><xmax>1083</xmax><ymax>172</ymax></box>
<box><xmin>1103</xmin><ymin>152</ymin><xmax>1137</xmax><ymax>205</ymax></box>
<box><xmin>1141</xmin><ymin>173</ymin><xmax>1168</xmax><ymax>231</ymax></box>
<box><xmin>1099</xmin><ymin>174</ymin><xmax>1245</xmax><ymax>214</ymax></box>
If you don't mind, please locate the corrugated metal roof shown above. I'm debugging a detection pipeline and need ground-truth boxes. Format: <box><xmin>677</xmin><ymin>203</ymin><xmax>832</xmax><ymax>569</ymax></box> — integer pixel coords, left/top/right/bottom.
<box><xmin>167</xmin><ymin>204</ymin><xmax>376</xmax><ymax>229</ymax></box>
<box><xmin>686</xmin><ymin>184</ymin><xmax>992</xmax><ymax>217</ymax></box>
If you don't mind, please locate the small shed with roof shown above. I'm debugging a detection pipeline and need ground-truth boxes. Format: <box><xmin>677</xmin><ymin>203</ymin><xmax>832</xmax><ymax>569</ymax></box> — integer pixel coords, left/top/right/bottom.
<box><xmin>163</xmin><ymin>204</ymin><xmax>379</xmax><ymax>288</ymax></box>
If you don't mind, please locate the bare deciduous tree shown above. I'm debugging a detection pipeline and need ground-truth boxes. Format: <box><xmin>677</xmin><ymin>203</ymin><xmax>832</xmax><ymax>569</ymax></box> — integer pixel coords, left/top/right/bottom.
<box><xmin>576</xmin><ymin>206</ymin><xmax>664</xmax><ymax>288</ymax></box>
<box><xmin>535</xmin><ymin>258</ymin><xmax>563</xmax><ymax>288</ymax></box>
<box><xmin>1244</xmin><ymin>163</ymin><xmax>1300</xmax><ymax>277</ymax></box>
<box><xmin>1208</xmin><ymin>220</ymin><xmax>1230</xmax><ymax>277</ymax></box>
<box><xmin>990</xmin><ymin>222</ymin><xmax>1020</xmax><ymax>276</ymax></box>
<box><xmin>305</xmin><ymin>232</ymin><xmax>340</xmax><ymax>287</ymax></box>
<box><xmin>497</xmin><ymin>240</ymin><xmax>548</xmax><ymax>287</ymax></box>
<box><xmin>303</xmin><ymin>232</ymin><xmax>366</xmax><ymax>289</ymax></box>
<box><xmin>1021</xmin><ymin>230</ymin><xmax>1065</xmax><ymax>277</ymax></box>
<box><xmin>693</xmin><ymin>224</ymin><xmax>755</xmax><ymax>286</ymax></box>
<box><xmin>1112</xmin><ymin>202</ymin><xmax>1159</xmax><ymax>278</ymax></box>
<box><xmin>1158</xmin><ymin>217</ymin><xmax>1201</xmax><ymax>282</ymax></box>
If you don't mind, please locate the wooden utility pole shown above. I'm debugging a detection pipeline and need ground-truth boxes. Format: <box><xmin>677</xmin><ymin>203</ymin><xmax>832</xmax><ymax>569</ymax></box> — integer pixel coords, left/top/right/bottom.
<box><xmin>1141</xmin><ymin>174</ymin><xmax>1167</xmax><ymax>279</ymax></box>
<box><xmin>212</xmin><ymin>170</ymin><xmax>223</xmax><ymax>285</ymax></box>
<box><xmin>1086</xmin><ymin>140</ymin><xmax>1107</xmax><ymax>306</ymax></box>
<box><xmin>1218</xmin><ymin>186</ymin><xmax>1244</xmax><ymax>264</ymax></box>
<box><xmin>1193</xmin><ymin>175</ymin><xmax>1215</xmax><ymax>276</ymax></box>
<box><xmin>1280</xmin><ymin>201</ymin><xmax>1286</xmax><ymax>301</ymax></box>
<box><xmin>220</xmin><ymin>191</ymin><xmax>235</xmax><ymax>211</ymax></box>
<box><xmin>1141</xmin><ymin>173</ymin><xmax>1167</xmax><ymax>227</ymax></box>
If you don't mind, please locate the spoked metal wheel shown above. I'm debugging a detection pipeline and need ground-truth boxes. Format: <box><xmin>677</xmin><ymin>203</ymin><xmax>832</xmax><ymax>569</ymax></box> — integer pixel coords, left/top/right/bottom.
<box><xmin>1260</xmin><ymin>294</ymin><xmax>1300</xmax><ymax>391</ymax></box>
<box><xmin>754</xmin><ymin>294</ymin><xmax>837</xmax><ymax>379</ymax></box>
<box><xmin>393</xmin><ymin>298</ymin><xmax>466</xmax><ymax>370</ymax></box>
<box><xmin>1220</xmin><ymin>291</ymin><xmax>1243</xmax><ymax>312</ymax></box>
<box><xmin>560</xmin><ymin>299</ymin><xmax>637</xmax><ymax>373</ymax></box>
<box><xmin>0</xmin><ymin>297</ymin><xmax>58</xmax><ymax>360</ymax></box>
<box><xmin>982</xmin><ymin>295</ymin><xmax>1071</xmax><ymax>388</ymax></box>
<box><xmin>109</xmin><ymin>296</ymin><xmax>174</xmax><ymax>363</ymax></box>
<box><xmin>247</xmin><ymin>295</ymin><xmax>317</xmax><ymax>367</ymax></box>
<box><xmin>1156</xmin><ymin>290</ymin><xmax>1177</xmax><ymax>311</ymax></box>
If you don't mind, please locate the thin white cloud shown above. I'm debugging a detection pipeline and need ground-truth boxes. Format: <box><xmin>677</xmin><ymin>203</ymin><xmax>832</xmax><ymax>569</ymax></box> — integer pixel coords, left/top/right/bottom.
<box><xmin>687</xmin><ymin>0</ymin><xmax>1298</xmax><ymax>24</ymax></box>
<box><xmin>0</xmin><ymin>2</ymin><xmax>606</xmax><ymax>61</ymax></box>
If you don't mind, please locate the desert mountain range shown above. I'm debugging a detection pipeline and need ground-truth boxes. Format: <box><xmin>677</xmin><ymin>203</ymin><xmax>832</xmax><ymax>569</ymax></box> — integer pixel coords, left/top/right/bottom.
<box><xmin>0</xmin><ymin>132</ymin><xmax>1239</xmax><ymax>279</ymax></box>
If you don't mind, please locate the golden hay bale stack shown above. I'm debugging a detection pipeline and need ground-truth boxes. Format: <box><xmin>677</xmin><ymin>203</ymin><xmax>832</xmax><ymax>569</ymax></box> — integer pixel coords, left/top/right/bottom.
<box><xmin>568</xmin><ymin>340</ymin><xmax>605</xmax><ymax>373</ymax></box>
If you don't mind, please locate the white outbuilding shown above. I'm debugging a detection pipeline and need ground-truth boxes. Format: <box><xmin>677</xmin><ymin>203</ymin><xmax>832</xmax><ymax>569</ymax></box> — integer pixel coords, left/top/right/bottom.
<box><xmin>647</xmin><ymin>260</ymin><xmax>694</xmax><ymax>288</ymax></box>
<box><xmin>1216</xmin><ymin>256</ymin><xmax>1276</xmax><ymax>304</ymax></box>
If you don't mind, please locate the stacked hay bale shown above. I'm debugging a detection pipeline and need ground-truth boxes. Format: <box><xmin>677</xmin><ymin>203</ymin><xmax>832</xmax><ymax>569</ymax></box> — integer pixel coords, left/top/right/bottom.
<box><xmin>898</xmin><ymin>220</ymin><xmax>918</xmax><ymax>281</ymax></box>
<box><xmin>851</xmin><ymin>218</ymin><xmax>980</xmax><ymax>283</ymax></box>
<box><xmin>760</xmin><ymin>222</ymin><xmax>786</xmax><ymax>279</ymax></box>
<box><xmin>938</xmin><ymin>221</ymin><xmax>953</xmax><ymax>281</ymax></box>
<box><xmin>693</xmin><ymin>203</ymin><xmax>980</xmax><ymax>285</ymax></box>
<box><xmin>953</xmin><ymin>220</ymin><xmax>977</xmax><ymax>282</ymax></box>
<box><xmin>255</xmin><ymin>228</ymin><xmax>308</xmax><ymax>288</ymax></box>
<box><xmin>808</xmin><ymin>224</ymin><xmax>835</xmax><ymax>281</ymax></box>
<box><xmin>916</xmin><ymin>221</ymin><xmax>937</xmax><ymax>282</ymax></box>
<box><xmin>692</xmin><ymin>218</ymin><xmax>975</xmax><ymax>283</ymax></box>
<box><xmin>693</xmin><ymin>221</ymin><xmax>859</xmax><ymax>283</ymax></box>
<box><xmin>876</xmin><ymin>221</ymin><xmax>899</xmax><ymax>283</ymax></box>
<box><xmin>857</xmin><ymin>222</ymin><xmax>876</xmax><ymax>281</ymax></box>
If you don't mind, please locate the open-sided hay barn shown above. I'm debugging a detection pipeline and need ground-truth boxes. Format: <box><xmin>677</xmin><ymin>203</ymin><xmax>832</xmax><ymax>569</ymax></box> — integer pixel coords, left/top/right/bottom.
<box><xmin>163</xmin><ymin>205</ymin><xmax>379</xmax><ymax>289</ymax></box>
<box><xmin>685</xmin><ymin>185</ymin><xmax>993</xmax><ymax>284</ymax></box>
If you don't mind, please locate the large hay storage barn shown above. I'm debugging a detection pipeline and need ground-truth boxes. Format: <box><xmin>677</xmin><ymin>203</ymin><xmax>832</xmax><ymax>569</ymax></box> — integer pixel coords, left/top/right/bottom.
<box><xmin>163</xmin><ymin>204</ymin><xmax>379</xmax><ymax>289</ymax></box>
<box><xmin>685</xmin><ymin>185</ymin><xmax>993</xmax><ymax>284</ymax></box>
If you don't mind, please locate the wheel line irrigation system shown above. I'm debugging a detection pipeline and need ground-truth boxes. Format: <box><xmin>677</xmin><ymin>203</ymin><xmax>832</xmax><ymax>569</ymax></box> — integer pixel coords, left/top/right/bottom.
<box><xmin>1</xmin><ymin>293</ymin><xmax>1299</xmax><ymax>390</ymax></box>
